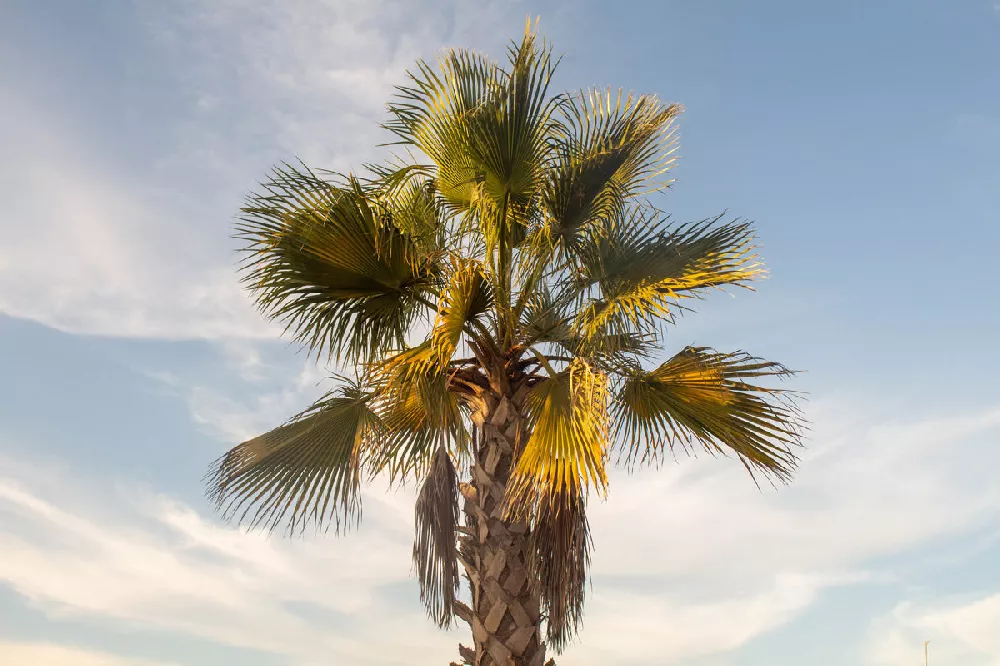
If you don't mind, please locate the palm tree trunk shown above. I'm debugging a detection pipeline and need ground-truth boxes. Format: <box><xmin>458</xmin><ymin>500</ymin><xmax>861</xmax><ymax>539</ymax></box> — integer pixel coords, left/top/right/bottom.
<box><xmin>453</xmin><ymin>391</ymin><xmax>550</xmax><ymax>666</ymax></box>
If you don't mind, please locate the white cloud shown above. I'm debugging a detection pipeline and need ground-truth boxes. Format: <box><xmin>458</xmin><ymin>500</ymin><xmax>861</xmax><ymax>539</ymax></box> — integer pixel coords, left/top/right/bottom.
<box><xmin>868</xmin><ymin>593</ymin><xmax>1000</xmax><ymax>666</ymax></box>
<box><xmin>0</xmin><ymin>0</ymin><xmax>530</xmax><ymax>340</ymax></box>
<box><xmin>4</xmin><ymin>451</ymin><xmax>843</xmax><ymax>666</ymax></box>
<box><xmin>551</xmin><ymin>399</ymin><xmax>1000</xmax><ymax>662</ymax></box>
<box><xmin>0</xmin><ymin>641</ymin><xmax>178</xmax><ymax>666</ymax></box>
<box><xmin>0</xmin><ymin>91</ymin><xmax>274</xmax><ymax>340</ymax></box>
<box><xmin>7</xmin><ymin>382</ymin><xmax>991</xmax><ymax>664</ymax></box>
<box><xmin>217</xmin><ymin>338</ymin><xmax>270</xmax><ymax>383</ymax></box>
<box><xmin>586</xmin><ymin>400</ymin><xmax>1000</xmax><ymax>584</ymax></box>
<box><xmin>567</xmin><ymin>572</ymin><xmax>844</xmax><ymax>665</ymax></box>
<box><xmin>147</xmin><ymin>348</ymin><xmax>335</xmax><ymax>445</ymax></box>
<box><xmin>0</xmin><ymin>461</ymin><xmax>462</xmax><ymax>665</ymax></box>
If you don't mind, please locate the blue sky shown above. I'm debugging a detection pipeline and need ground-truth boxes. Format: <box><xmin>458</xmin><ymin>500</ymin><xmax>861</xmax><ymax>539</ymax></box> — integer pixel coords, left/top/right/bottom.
<box><xmin>0</xmin><ymin>1</ymin><xmax>998</xmax><ymax>664</ymax></box>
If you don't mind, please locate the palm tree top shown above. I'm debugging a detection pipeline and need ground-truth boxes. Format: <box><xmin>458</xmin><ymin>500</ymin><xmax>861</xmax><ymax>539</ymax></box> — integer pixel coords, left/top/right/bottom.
<box><xmin>205</xmin><ymin>20</ymin><xmax>806</xmax><ymax>658</ymax></box>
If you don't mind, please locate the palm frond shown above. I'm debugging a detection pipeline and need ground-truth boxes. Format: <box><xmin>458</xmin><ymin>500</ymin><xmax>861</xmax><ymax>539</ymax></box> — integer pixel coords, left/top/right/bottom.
<box><xmin>613</xmin><ymin>346</ymin><xmax>804</xmax><ymax>480</ymax></box>
<box><xmin>385</xmin><ymin>48</ymin><xmax>499</xmax><ymax>214</ymax></box>
<box><xmin>385</xmin><ymin>26</ymin><xmax>558</xmax><ymax>258</ymax></box>
<box><xmin>532</xmin><ymin>490</ymin><xmax>591</xmax><ymax>653</ymax></box>
<box><xmin>367</xmin><ymin>343</ymin><xmax>472</xmax><ymax>483</ymax></box>
<box><xmin>378</xmin><ymin>170</ymin><xmax>448</xmax><ymax>256</ymax></box>
<box><xmin>430</xmin><ymin>258</ymin><xmax>493</xmax><ymax>365</ymax></box>
<box><xmin>362</xmin><ymin>159</ymin><xmax>436</xmax><ymax>201</ymax></box>
<box><xmin>545</xmin><ymin>89</ymin><xmax>681</xmax><ymax>248</ymax></box>
<box><xmin>237</xmin><ymin>164</ymin><xmax>440</xmax><ymax>363</ymax></box>
<box><xmin>480</xmin><ymin>23</ymin><xmax>559</xmax><ymax>214</ymax></box>
<box><xmin>504</xmin><ymin>359</ymin><xmax>609</xmax><ymax>522</ymax></box>
<box><xmin>206</xmin><ymin>380</ymin><xmax>380</xmax><ymax>535</ymax></box>
<box><xmin>575</xmin><ymin>212</ymin><xmax>763</xmax><ymax>340</ymax></box>
<box><xmin>413</xmin><ymin>445</ymin><xmax>462</xmax><ymax>628</ymax></box>
<box><xmin>519</xmin><ymin>282</ymin><xmax>571</xmax><ymax>345</ymax></box>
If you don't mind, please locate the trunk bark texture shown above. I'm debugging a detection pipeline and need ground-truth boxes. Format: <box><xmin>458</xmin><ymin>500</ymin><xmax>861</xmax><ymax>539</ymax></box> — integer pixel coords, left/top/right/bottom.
<box><xmin>452</xmin><ymin>390</ymin><xmax>553</xmax><ymax>666</ymax></box>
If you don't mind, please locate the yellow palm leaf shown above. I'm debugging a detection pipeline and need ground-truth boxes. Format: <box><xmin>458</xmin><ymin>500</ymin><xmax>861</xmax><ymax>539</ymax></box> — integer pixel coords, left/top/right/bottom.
<box><xmin>575</xmin><ymin>213</ymin><xmax>764</xmax><ymax>341</ymax></box>
<box><xmin>368</xmin><ymin>343</ymin><xmax>472</xmax><ymax>482</ymax></box>
<box><xmin>430</xmin><ymin>258</ymin><xmax>493</xmax><ymax>365</ymax></box>
<box><xmin>505</xmin><ymin>359</ymin><xmax>610</xmax><ymax>521</ymax></box>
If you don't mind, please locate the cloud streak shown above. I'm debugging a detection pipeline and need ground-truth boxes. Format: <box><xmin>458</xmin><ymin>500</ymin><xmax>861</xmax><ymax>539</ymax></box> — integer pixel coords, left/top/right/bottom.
<box><xmin>554</xmin><ymin>399</ymin><xmax>1000</xmax><ymax>662</ymax></box>
<box><xmin>0</xmin><ymin>0</ymin><xmax>531</xmax><ymax>341</ymax></box>
<box><xmin>2</xmin><ymin>397</ymin><xmax>997</xmax><ymax>664</ymax></box>
<box><xmin>868</xmin><ymin>593</ymin><xmax>1000</xmax><ymax>666</ymax></box>
<box><xmin>0</xmin><ymin>89</ymin><xmax>275</xmax><ymax>340</ymax></box>
<box><xmin>0</xmin><ymin>464</ymin><xmax>459</xmax><ymax>665</ymax></box>
<box><xmin>0</xmin><ymin>641</ymin><xmax>179</xmax><ymax>666</ymax></box>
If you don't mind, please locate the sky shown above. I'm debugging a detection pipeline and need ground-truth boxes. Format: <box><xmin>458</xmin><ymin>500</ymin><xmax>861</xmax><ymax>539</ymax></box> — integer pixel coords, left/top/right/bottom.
<box><xmin>0</xmin><ymin>0</ymin><xmax>998</xmax><ymax>665</ymax></box>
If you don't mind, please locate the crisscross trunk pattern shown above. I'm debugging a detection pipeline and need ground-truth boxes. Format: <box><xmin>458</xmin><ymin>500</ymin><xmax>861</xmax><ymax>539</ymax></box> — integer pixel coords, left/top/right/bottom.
<box><xmin>452</xmin><ymin>391</ymin><xmax>553</xmax><ymax>666</ymax></box>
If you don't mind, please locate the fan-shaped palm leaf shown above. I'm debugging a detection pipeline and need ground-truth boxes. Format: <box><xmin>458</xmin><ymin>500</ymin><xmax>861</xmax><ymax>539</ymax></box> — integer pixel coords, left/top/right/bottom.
<box><xmin>367</xmin><ymin>343</ymin><xmax>472</xmax><ymax>483</ymax></box>
<box><xmin>575</xmin><ymin>212</ymin><xmax>763</xmax><ymax>341</ymax></box>
<box><xmin>238</xmin><ymin>165</ymin><xmax>440</xmax><ymax>363</ymax></box>
<box><xmin>614</xmin><ymin>346</ymin><xmax>804</xmax><ymax>479</ymax></box>
<box><xmin>206</xmin><ymin>382</ymin><xmax>380</xmax><ymax>535</ymax></box>
<box><xmin>430</xmin><ymin>258</ymin><xmax>493</xmax><ymax>365</ymax></box>
<box><xmin>505</xmin><ymin>358</ymin><xmax>609</xmax><ymax>522</ymax></box>
<box><xmin>387</xmin><ymin>52</ymin><xmax>496</xmax><ymax>215</ymax></box>
<box><xmin>544</xmin><ymin>89</ymin><xmax>681</xmax><ymax>248</ymax></box>
<box><xmin>386</xmin><ymin>23</ymin><xmax>558</xmax><ymax>258</ymax></box>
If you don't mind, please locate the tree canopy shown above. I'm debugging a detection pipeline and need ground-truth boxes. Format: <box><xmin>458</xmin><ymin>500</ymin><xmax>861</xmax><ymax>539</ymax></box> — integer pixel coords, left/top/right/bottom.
<box><xmin>206</xmin><ymin>21</ymin><xmax>805</xmax><ymax>654</ymax></box>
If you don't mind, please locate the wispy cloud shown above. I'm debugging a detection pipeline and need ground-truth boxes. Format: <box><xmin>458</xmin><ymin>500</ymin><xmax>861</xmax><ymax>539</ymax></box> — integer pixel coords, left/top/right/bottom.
<box><xmin>0</xmin><ymin>641</ymin><xmax>179</xmax><ymax>666</ymax></box>
<box><xmin>867</xmin><ymin>593</ymin><xmax>1000</xmax><ymax>666</ymax></box>
<box><xmin>566</xmin><ymin>572</ymin><xmax>863</xmax><ymax>665</ymax></box>
<box><xmin>586</xmin><ymin>401</ymin><xmax>1000</xmax><ymax>582</ymax></box>
<box><xmin>554</xmin><ymin>399</ymin><xmax>1000</xmax><ymax>662</ymax></box>
<box><xmin>2</xmin><ymin>396</ymin><xmax>996</xmax><ymax>664</ymax></box>
<box><xmin>0</xmin><ymin>0</ymin><xmax>532</xmax><ymax>340</ymax></box>
<box><xmin>0</xmin><ymin>461</ymin><xmax>459</xmax><ymax>665</ymax></box>
<box><xmin>146</xmin><ymin>347</ymin><xmax>335</xmax><ymax>445</ymax></box>
<box><xmin>0</xmin><ymin>87</ymin><xmax>275</xmax><ymax>340</ymax></box>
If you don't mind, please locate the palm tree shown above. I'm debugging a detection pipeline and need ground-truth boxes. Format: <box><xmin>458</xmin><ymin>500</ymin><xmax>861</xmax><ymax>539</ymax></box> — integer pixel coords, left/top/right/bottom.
<box><xmin>207</xmin><ymin>20</ymin><xmax>805</xmax><ymax>666</ymax></box>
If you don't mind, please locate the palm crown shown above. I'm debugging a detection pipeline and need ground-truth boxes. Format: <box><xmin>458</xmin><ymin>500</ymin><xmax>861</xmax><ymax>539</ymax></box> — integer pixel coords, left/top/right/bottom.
<box><xmin>207</xmin><ymin>21</ymin><xmax>805</xmax><ymax>666</ymax></box>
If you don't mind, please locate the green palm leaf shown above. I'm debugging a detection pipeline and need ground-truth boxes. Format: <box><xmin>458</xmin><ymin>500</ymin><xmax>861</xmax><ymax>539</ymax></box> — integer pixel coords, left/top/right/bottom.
<box><xmin>575</xmin><ymin>212</ymin><xmax>763</xmax><ymax>340</ymax></box>
<box><xmin>614</xmin><ymin>346</ymin><xmax>804</xmax><ymax>479</ymax></box>
<box><xmin>385</xmin><ymin>23</ymin><xmax>558</xmax><ymax>255</ymax></box>
<box><xmin>376</xmin><ymin>170</ymin><xmax>448</xmax><ymax>255</ymax></box>
<box><xmin>206</xmin><ymin>382</ymin><xmax>380</xmax><ymax>534</ymax></box>
<box><xmin>384</xmin><ymin>49</ymin><xmax>499</xmax><ymax>215</ymax></box>
<box><xmin>237</xmin><ymin>165</ymin><xmax>440</xmax><ymax>363</ymax></box>
<box><xmin>430</xmin><ymin>258</ymin><xmax>493</xmax><ymax>365</ymax></box>
<box><xmin>544</xmin><ymin>89</ymin><xmax>681</xmax><ymax>248</ymax></box>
